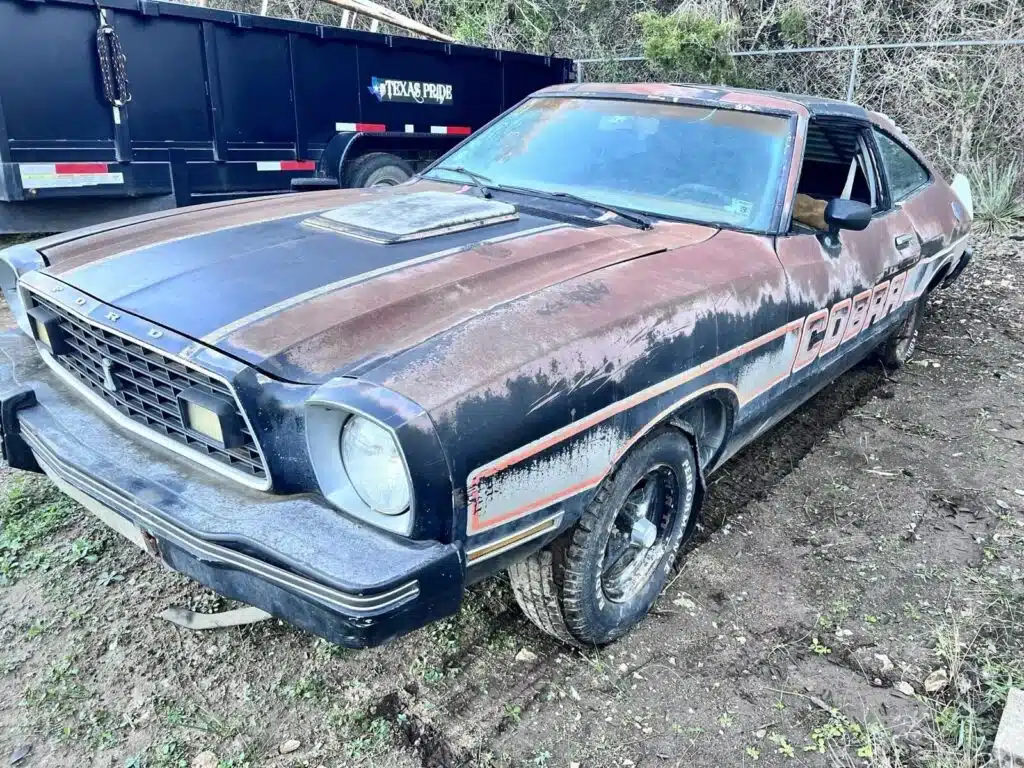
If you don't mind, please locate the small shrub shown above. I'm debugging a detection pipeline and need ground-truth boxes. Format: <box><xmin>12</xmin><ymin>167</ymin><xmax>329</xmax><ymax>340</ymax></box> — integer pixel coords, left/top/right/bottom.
<box><xmin>778</xmin><ymin>4</ymin><xmax>810</xmax><ymax>47</ymax></box>
<box><xmin>636</xmin><ymin>10</ymin><xmax>737</xmax><ymax>84</ymax></box>
<box><xmin>968</xmin><ymin>159</ymin><xmax>1024</xmax><ymax>233</ymax></box>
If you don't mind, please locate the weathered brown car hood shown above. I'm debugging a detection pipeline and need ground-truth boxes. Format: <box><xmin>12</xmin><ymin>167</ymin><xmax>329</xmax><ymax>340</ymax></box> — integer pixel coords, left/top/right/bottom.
<box><xmin>40</xmin><ymin>183</ymin><xmax>717</xmax><ymax>384</ymax></box>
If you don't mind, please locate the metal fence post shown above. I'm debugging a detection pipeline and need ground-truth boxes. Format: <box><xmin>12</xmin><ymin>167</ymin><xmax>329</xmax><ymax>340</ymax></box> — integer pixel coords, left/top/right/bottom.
<box><xmin>846</xmin><ymin>47</ymin><xmax>861</xmax><ymax>102</ymax></box>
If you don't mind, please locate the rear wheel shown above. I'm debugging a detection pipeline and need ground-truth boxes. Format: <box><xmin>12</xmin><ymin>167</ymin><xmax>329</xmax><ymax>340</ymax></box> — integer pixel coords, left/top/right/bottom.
<box><xmin>344</xmin><ymin>152</ymin><xmax>413</xmax><ymax>188</ymax></box>
<box><xmin>509</xmin><ymin>429</ymin><xmax>698</xmax><ymax>646</ymax></box>
<box><xmin>880</xmin><ymin>294</ymin><xmax>926</xmax><ymax>368</ymax></box>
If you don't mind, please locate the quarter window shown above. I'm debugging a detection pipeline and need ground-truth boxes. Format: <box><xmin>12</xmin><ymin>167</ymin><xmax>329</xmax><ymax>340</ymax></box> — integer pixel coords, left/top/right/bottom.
<box><xmin>874</xmin><ymin>130</ymin><xmax>930</xmax><ymax>202</ymax></box>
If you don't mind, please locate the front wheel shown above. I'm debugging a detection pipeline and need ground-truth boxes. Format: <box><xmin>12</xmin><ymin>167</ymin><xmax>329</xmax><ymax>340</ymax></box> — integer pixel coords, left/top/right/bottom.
<box><xmin>510</xmin><ymin>429</ymin><xmax>699</xmax><ymax>646</ymax></box>
<box><xmin>879</xmin><ymin>294</ymin><xmax>926</xmax><ymax>368</ymax></box>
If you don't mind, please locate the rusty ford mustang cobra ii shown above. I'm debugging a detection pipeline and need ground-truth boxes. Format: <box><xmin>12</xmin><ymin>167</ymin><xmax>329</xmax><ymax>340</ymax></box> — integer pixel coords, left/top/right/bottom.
<box><xmin>0</xmin><ymin>83</ymin><xmax>972</xmax><ymax>647</ymax></box>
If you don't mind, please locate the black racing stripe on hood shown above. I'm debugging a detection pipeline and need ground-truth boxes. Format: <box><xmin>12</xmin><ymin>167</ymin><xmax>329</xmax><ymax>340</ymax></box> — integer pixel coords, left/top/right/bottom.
<box><xmin>55</xmin><ymin>211</ymin><xmax>553</xmax><ymax>341</ymax></box>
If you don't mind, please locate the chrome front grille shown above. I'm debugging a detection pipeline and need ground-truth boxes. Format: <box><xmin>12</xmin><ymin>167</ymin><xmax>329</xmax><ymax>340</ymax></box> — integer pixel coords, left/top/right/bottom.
<box><xmin>27</xmin><ymin>292</ymin><xmax>268</xmax><ymax>482</ymax></box>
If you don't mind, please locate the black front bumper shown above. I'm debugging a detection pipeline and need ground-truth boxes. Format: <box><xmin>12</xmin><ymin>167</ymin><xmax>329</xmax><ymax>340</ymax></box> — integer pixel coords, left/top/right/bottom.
<box><xmin>0</xmin><ymin>331</ymin><xmax>465</xmax><ymax>648</ymax></box>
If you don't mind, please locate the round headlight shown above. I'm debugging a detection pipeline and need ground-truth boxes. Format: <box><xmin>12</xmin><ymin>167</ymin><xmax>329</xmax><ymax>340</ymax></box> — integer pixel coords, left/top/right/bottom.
<box><xmin>340</xmin><ymin>416</ymin><xmax>411</xmax><ymax>515</ymax></box>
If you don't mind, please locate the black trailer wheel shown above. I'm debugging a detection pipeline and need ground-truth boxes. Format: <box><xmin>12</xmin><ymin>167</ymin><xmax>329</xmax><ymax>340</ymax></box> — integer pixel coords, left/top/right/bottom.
<box><xmin>344</xmin><ymin>152</ymin><xmax>413</xmax><ymax>188</ymax></box>
<box><xmin>510</xmin><ymin>429</ymin><xmax>698</xmax><ymax>646</ymax></box>
<box><xmin>880</xmin><ymin>295</ymin><xmax>926</xmax><ymax>369</ymax></box>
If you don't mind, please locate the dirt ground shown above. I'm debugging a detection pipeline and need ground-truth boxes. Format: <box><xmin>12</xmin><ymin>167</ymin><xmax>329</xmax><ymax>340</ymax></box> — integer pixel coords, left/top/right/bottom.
<box><xmin>0</xmin><ymin>230</ymin><xmax>1021</xmax><ymax>768</ymax></box>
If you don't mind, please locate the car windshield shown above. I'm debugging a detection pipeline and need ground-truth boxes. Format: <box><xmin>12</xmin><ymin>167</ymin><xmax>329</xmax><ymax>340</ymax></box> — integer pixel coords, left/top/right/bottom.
<box><xmin>425</xmin><ymin>97</ymin><xmax>793</xmax><ymax>231</ymax></box>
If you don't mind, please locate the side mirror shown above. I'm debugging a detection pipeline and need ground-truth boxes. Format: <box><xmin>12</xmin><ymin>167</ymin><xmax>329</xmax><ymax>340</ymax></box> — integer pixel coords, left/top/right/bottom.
<box><xmin>824</xmin><ymin>199</ymin><xmax>872</xmax><ymax>233</ymax></box>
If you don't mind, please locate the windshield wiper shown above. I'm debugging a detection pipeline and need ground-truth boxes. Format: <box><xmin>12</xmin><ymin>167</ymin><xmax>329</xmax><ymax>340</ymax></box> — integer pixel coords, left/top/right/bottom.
<box><xmin>429</xmin><ymin>169</ymin><xmax>652</xmax><ymax>230</ymax></box>
<box><xmin>499</xmin><ymin>186</ymin><xmax>652</xmax><ymax>230</ymax></box>
<box><xmin>548</xmin><ymin>190</ymin><xmax>652</xmax><ymax>230</ymax></box>
<box><xmin>431</xmin><ymin>165</ymin><xmax>493</xmax><ymax>198</ymax></box>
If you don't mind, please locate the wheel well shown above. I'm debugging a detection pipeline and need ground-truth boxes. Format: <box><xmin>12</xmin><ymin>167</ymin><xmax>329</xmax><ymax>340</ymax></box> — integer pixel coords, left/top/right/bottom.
<box><xmin>927</xmin><ymin>262</ymin><xmax>952</xmax><ymax>293</ymax></box>
<box><xmin>668</xmin><ymin>390</ymin><xmax>736</xmax><ymax>470</ymax></box>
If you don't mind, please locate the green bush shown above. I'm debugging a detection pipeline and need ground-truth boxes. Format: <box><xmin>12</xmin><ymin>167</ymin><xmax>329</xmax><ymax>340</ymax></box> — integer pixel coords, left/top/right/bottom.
<box><xmin>636</xmin><ymin>10</ymin><xmax>737</xmax><ymax>84</ymax></box>
<box><xmin>778</xmin><ymin>4</ymin><xmax>810</xmax><ymax>47</ymax></box>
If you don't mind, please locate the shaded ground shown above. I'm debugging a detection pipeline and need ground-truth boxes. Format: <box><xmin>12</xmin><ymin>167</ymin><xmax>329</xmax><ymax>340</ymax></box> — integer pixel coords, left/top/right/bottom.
<box><xmin>0</xmin><ymin>231</ymin><xmax>1021</xmax><ymax>768</ymax></box>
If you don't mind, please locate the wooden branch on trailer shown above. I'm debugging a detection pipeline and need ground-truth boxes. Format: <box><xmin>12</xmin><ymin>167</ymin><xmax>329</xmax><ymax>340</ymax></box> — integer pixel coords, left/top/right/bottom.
<box><xmin>312</xmin><ymin>0</ymin><xmax>453</xmax><ymax>41</ymax></box>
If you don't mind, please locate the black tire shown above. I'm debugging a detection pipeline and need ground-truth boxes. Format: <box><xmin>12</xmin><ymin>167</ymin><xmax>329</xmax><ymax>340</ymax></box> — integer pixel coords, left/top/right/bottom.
<box><xmin>343</xmin><ymin>152</ymin><xmax>413</xmax><ymax>188</ymax></box>
<box><xmin>880</xmin><ymin>294</ymin><xmax>926</xmax><ymax>369</ymax></box>
<box><xmin>510</xmin><ymin>429</ymin><xmax>699</xmax><ymax>646</ymax></box>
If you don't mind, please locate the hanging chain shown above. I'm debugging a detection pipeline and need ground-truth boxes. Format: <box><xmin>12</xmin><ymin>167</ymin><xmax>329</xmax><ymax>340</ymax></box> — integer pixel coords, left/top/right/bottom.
<box><xmin>95</xmin><ymin>5</ymin><xmax>131</xmax><ymax>107</ymax></box>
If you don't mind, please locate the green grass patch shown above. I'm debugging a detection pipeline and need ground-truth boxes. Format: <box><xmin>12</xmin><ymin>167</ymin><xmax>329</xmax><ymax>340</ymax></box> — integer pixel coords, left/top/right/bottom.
<box><xmin>0</xmin><ymin>474</ymin><xmax>79</xmax><ymax>583</ymax></box>
<box><xmin>20</xmin><ymin>655</ymin><xmax>124</xmax><ymax>749</ymax></box>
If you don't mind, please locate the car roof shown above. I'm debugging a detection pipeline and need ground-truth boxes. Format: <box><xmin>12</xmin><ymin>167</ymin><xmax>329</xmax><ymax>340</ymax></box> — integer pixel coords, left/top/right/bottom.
<box><xmin>534</xmin><ymin>82</ymin><xmax>872</xmax><ymax>121</ymax></box>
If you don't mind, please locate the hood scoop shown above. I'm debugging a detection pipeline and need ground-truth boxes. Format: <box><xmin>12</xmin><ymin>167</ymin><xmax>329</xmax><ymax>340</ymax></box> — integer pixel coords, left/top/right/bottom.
<box><xmin>305</xmin><ymin>191</ymin><xmax>518</xmax><ymax>244</ymax></box>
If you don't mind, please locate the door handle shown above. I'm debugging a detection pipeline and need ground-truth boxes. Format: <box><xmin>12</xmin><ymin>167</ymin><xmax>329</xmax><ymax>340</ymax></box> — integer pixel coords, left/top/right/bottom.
<box><xmin>894</xmin><ymin>234</ymin><xmax>915</xmax><ymax>250</ymax></box>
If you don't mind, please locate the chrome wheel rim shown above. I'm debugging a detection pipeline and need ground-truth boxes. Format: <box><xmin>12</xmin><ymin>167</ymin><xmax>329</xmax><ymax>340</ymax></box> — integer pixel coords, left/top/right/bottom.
<box><xmin>601</xmin><ymin>465</ymin><xmax>681</xmax><ymax>604</ymax></box>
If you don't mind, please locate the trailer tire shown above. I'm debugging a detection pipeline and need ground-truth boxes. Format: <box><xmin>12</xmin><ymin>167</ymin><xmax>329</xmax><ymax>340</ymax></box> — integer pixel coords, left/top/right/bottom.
<box><xmin>344</xmin><ymin>152</ymin><xmax>412</xmax><ymax>188</ymax></box>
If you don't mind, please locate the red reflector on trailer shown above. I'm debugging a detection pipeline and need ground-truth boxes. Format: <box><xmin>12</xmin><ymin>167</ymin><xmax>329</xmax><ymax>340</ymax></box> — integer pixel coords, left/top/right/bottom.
<box><xmin>54</xmin><ymin>162</ymin><xmax>109</xmax><ymax>174</ymax></box>
<box><xmin>430</xmin><ymin>125</ymin><xmax>472</xmax><ymax>136</ymax></box>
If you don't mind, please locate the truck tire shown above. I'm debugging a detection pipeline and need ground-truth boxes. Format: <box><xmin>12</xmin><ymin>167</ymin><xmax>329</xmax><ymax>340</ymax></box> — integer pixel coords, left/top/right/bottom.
<box><xmin>344</xmin><ymin>152</ymin><xmax>413</xmax><ymax>188</ymax></box>
<box><xmin>879</xmin><ymin>294</ymin><xmax>925</xmax><ymax>369</ymax></box>
<box><xmin>509</xmin><ymin>429</ymin><xmax>699</xmax><ymax>646</ymax></box>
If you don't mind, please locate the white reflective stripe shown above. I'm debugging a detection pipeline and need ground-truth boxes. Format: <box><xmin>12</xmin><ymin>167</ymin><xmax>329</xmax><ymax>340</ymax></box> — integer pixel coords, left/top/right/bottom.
<box><xmin>430</xmin><ymin>126</ymin><xmax>447</xmax><ymax>134</ymax></box>
<box><xmin>336</xmin><ymin>122</ymin><xmax>357</xmax><ymax>132</ymax></box>
<box><xmin>20</xmin><ymin>163</ymin><xmax>58</xmax><ymax>174</ymax></box>
<box><xmin>256</xmin><ymin>161</ymin><xmax>281</xmax><ymax>171</ymax></box>
<box><xmin>405</xmin><ymin>124</ymin><xmax>415</xmax><ymax>133</ymax></box>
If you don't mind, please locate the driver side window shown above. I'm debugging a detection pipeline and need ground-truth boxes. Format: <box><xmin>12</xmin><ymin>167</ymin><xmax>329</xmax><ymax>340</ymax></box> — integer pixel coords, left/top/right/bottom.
<box><xmin>791</xmin><ymin>118</ymin><xmax>882</xmax><ymax>232</ymax></box>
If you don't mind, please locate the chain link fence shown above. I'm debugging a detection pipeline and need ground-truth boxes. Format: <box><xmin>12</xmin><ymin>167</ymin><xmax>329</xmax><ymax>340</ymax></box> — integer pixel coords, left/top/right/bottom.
<box><xmin>577</xmin><ymin>39</ymin><xmax>1024</xmax><ymax>176</ymax></box>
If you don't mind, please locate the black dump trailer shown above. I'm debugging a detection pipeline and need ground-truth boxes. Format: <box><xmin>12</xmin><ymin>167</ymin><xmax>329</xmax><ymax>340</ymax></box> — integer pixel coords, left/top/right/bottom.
<box><xmin>0</xmin><ymin>0</ymin><xmax>574</xmax><ymax>233</ymax></box>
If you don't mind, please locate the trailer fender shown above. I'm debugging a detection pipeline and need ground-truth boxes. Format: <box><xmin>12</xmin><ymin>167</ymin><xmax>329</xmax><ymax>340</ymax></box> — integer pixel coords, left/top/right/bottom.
<box><xmin>309</xmin><ymin>132</ymin><xmax>361</xmax><ymax>187</ymax></box>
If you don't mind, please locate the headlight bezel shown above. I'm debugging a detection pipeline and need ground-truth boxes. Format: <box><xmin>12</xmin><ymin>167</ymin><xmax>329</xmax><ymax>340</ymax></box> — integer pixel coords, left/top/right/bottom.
<box><xmin>305</xmin><ymin>401</ymin><xmax>415</xmax><ymax>536</ymax></box>
<box><xmin>0</xmin><ymin>244</ymin><xmax>46</xmax><ymax>336</ymax></box>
